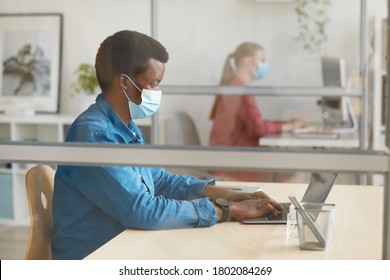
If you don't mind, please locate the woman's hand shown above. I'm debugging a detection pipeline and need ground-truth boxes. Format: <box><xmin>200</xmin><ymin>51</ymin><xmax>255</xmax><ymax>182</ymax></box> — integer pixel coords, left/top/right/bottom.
<box><xmin>282</xmin><ymin>119</ymin><xmax>307</xmax><ymax>132</ymax></box>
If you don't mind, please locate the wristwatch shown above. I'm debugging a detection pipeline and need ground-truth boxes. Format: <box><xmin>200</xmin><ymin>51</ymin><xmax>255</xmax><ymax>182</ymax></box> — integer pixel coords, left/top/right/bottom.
<box><xmin>215</xmin><ymin>198</ymin><xmax>230</xmax><ymax>222</ymax></box>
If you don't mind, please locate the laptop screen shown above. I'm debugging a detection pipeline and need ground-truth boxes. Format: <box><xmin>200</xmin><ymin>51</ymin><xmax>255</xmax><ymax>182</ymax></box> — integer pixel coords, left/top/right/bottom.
<box><xmin>301</xmin><ymin>172</ymin><xmax>338</xmax><ymax>204</ymax></box>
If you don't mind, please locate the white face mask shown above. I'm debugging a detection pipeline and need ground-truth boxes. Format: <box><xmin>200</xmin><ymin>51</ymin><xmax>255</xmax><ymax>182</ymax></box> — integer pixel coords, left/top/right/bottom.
<box><xmin>122</xmin><ymin>74</ymin><xmax>162</xmax><ymax>119</ymax></box>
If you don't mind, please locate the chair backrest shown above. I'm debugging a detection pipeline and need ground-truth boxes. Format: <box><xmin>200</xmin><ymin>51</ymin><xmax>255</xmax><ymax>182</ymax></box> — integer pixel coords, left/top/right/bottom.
<box><xmin>24</xmin><ymin>165</ymin><xmax>55</xmax><ymax>260</ymax></box>
<box><xmin>164</xmin><ymin>111</ymin><xmax>201</xmax><ymax>145</ymax></box>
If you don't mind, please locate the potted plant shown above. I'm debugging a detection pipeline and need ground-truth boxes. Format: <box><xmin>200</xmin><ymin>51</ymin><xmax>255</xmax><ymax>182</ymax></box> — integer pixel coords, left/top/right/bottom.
<box><xmin>70</xmin><ymin>63</ymin><xmax>99</xmax><ymax>97</ymax></box>
<box><xmin>69</xmin><ymin>63</ymin><xmax>99</xmax><ymax>113</ymax></box>
<box><xmin>294</xmin><ymin>0</ymin><xmax>332</xmax><ymax>53</ymax></box>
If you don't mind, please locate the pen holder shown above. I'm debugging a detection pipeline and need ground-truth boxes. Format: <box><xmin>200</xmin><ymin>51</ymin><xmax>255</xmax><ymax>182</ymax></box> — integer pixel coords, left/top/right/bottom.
<box><xmin>297</xmin><ymin>203</ymin><xmax>335</xmax><ymax>251</ymax></box>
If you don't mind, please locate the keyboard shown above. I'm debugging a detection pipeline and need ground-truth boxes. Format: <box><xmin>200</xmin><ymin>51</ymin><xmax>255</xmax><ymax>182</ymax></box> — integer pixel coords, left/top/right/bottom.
<box><xmin>242</xmin><ymin>202</ymin><xmax>292</xmax><ymax>224</ymax></box>
<box><xmin>265</xmin><ymin>202</ymin><xmax>290</xmax><ymax>221</ymax></box>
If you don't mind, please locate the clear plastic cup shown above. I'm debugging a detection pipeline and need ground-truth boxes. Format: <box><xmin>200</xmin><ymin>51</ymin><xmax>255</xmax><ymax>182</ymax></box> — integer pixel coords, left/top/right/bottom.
<box><xmin>297</xmin><ymin>203</ymin><xmax>335</xmax><ymax>250</ymax></box>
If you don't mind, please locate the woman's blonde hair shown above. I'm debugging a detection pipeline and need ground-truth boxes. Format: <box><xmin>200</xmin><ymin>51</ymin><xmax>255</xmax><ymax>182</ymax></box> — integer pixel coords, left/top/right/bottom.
<box><xmin>209</xmin><ymin>42</ymin><xmax>263</xmax><ymax>119</ymax></box>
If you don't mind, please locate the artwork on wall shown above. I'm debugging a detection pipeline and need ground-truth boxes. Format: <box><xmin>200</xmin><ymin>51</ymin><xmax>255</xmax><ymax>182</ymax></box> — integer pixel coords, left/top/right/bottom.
<box><xmin>0</xmin><ymin>13</ymin><xmax>63</xmax><ymax>114</ymax></box>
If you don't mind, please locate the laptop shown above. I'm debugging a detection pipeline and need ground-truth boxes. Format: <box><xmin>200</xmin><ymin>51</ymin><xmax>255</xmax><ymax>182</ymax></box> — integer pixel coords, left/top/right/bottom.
<box><xmin>242</xmin><ymin>172</ymin><xmax>338</xmax><ymax>224</ymax></box>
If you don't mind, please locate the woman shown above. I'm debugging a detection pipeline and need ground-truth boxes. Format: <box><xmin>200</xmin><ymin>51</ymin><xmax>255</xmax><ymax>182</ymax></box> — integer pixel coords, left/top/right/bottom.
<box><xmin>209</xmin><ymin>42</ymin><xmax>306</xmax><ymax>182</ymax></box>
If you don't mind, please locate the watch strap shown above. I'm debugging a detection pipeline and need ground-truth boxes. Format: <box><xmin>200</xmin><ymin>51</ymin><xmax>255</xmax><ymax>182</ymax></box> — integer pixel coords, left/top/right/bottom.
<box><xmin>216</xmin><ymin>198</ymin><xmax>229</xmax><ymax>222</ymax></box>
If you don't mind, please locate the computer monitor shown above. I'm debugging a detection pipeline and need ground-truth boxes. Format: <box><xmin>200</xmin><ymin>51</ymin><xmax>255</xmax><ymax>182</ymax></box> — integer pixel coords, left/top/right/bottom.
<box><xmin>321</xmin><ymin>57</ymin><xmax>346</xmax><ymax>88</ymax></box>
<box><xmin>319</xmin><ymin>57</ymin><xmax>358</xmax><ymax>133</ymax></box>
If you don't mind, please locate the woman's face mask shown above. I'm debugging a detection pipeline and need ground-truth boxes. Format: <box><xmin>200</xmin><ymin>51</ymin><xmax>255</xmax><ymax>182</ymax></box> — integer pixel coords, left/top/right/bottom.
<box><xmin>252</xmin><ymin>61</ymin><xmax>269</xmax><ymax>80</ymax></box>
<box><xmin>122</xmin><ymin>74</ymin><xmax>162</xmax><ymax>119</ymax></box>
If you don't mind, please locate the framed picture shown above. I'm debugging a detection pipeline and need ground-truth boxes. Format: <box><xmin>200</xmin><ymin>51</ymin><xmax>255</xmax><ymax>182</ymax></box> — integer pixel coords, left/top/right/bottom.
<box><xmin>0</xmin><ymin>13</ymin><xmax>63</xmax><ymax>114</ymax></box>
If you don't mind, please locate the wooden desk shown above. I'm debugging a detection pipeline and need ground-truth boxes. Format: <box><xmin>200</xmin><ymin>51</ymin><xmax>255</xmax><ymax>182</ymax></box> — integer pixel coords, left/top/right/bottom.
<box><xmin>85</xmin><ymin>182</ymin><xmax>383</xmax><ymax>260</ymax></box>
<box><xmin>259</xmin><ymin>132</ymin><xmax>359</xmax><ymax>149</ymax></box>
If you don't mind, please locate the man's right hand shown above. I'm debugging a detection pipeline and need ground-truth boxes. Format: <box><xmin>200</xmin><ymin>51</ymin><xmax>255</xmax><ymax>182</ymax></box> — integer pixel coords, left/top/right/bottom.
<box><xmin>228</xmin><ymin>197</ymin><xmax>281</xmax><ymax>221</ymax></box>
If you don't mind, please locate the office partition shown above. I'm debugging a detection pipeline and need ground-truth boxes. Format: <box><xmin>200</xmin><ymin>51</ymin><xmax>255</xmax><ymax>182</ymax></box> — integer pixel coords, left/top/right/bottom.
<box><xmin>0</xmin><ymin>0</ymin><xmax>389</xmax><ymax>260</ymax></box>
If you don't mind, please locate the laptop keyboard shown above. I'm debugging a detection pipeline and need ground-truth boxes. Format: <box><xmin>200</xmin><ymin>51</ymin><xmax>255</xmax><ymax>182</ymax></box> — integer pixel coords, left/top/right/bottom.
<box><xmin>265</xmin><ymin>202</ymin><xmax>290</xmax><ymax>221</ymax></box>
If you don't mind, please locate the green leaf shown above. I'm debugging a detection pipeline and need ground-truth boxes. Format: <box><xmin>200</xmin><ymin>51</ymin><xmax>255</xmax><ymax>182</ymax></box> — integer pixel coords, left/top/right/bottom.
<box><xmin>71</xmin><ymin>63</ymin><xmax>99</xmax><ymax>96</ymax></box>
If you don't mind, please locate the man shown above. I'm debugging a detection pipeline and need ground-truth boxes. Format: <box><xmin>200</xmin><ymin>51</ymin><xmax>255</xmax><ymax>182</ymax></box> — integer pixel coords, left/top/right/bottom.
<box><xmin>52</xmin><ymin>30</ymin><xmax>281</xmax><ymax>259</ymax></box>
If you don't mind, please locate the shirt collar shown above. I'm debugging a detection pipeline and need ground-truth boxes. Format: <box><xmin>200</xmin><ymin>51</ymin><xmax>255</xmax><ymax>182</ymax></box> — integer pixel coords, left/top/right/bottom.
<box><xmin>95</xmin><ymin>94</ymin><xmax>142</xmax><ymax>144</ymax></box>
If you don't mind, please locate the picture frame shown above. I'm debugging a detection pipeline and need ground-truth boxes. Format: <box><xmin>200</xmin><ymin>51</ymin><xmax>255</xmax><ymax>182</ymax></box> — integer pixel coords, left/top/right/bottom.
<box><xmin>0</xmin><ymin>13</ymin><xmax>63</xmax><ymax>114</ymax></box>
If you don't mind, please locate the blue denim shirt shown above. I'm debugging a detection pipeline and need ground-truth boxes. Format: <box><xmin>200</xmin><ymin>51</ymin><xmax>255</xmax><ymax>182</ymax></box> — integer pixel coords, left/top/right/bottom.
<box><xmin>51</xmin><ymin>94</ymin><xmax>218</xmax><ymax>259</ymax></box>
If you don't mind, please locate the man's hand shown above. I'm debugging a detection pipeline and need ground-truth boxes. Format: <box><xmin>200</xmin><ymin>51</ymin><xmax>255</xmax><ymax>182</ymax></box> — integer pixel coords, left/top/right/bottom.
<box><xmin>228</xmin><ymin>197</ymin><xmax>282</xmax><ymax>221</ymax></box>
<box><xmin>249</xmin><ymin>191</ymin><xmax>270</xmax><ymax>200</ymax></box>
<box><xmin>205</xmin><ymin>184</ymin><xmax>283</xmax><ymax>221</ymax></box>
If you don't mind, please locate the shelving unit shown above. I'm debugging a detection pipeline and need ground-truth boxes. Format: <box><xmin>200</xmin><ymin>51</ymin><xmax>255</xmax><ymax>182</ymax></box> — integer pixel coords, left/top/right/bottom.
<box><xmin>0</xmin><ymin>114</ymin><xmax>75</xmax><ymax>224</ymax></box>
<box><xmin>0</xmin><ymin>114</ymin><xmax>151</xmax><ymax>224</ymax></box>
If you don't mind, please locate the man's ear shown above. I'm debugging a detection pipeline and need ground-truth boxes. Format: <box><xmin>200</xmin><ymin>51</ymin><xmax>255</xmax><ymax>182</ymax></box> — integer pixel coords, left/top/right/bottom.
<box><xmin>119</xmin><ymin>74</ymin><xmax>128</xmax><ymax>89</ymax></box>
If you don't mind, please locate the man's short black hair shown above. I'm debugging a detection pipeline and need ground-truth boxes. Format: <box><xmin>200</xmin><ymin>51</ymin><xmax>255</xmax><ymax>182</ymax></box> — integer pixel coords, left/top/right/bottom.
<box><xmin>95</xmin><ymin>30</ymin><xmax>169</xmax><ymax>92</ymax></box>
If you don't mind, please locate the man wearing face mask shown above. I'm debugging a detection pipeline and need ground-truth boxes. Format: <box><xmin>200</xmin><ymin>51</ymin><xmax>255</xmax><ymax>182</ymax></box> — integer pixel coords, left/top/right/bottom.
<box><xmin>51</xmin><ymin>31</ymin><xmax>282</xmax><ymax>260</ymax></box>
<box><xmin>209</xmin><ymin>42</ymin><xmax>306</xmax><ymax>182</ymax></box>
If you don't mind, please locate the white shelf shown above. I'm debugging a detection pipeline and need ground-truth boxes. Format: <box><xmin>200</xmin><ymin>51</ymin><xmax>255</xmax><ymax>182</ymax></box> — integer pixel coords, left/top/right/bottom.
<box><xmin>0</xmin><ymin>114</ymin><xmax>74</xmax><ymax>224</ymax></box>
<box><xmin>0</xmin><ymin>168</ymin><xmax>12</xmax><ymax>174</ymax></box>
<box><xmin>0</xmin><ymin>113</ymin><xmax>77</xmax><ymax>124</ymax></box>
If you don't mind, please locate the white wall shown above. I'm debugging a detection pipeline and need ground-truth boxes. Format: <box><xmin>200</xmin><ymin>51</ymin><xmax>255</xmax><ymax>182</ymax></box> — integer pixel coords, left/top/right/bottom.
<box><xmin>0</xmin><ymin>0</ymin><xmax>388</xmax><ymax>145</ymax></box>
<box><xmin>157</xmin><ymin>0</ymin><xmax>375</xmax><ymax>144</ymax></box>
<box><xmin>0</xmin><ymin>0</ymin><xmax>151</xmax><ymax>114</ymax></box>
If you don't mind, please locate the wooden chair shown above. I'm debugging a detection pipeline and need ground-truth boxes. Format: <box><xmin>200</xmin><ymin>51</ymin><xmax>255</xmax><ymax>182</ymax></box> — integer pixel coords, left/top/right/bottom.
<box><xmin>24</xmin><ymin>165</ymin><xmax>55</xmax><ymax>260</ymax></box>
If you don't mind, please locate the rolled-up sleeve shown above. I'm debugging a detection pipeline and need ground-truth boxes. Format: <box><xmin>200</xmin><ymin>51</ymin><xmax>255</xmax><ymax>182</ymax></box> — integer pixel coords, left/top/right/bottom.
<box><xmin>190</xmin><ymin>198</ymin><xmax>218</xmax><ymax>227</ymax></box>
<box><xmin>151</xmin><ymin>167</ymin><xmax>215</xmax><ymax>199</ymax></box>
<box><xmin>151</xmin><ymin>167</ymin><xmax>218</xmax><ymax>227</ymax></box>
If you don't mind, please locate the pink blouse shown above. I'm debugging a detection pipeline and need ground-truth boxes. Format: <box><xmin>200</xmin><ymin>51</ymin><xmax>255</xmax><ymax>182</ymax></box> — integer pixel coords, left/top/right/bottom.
<box><xmin>210</xmin><ymin>76</ymin><xmax>282</xmax><ymax>147</ymax></box>
<box><xmin>209</xmin><ymin>76</ymin><xmax>283</xmax><ymax>182</ymax></box>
